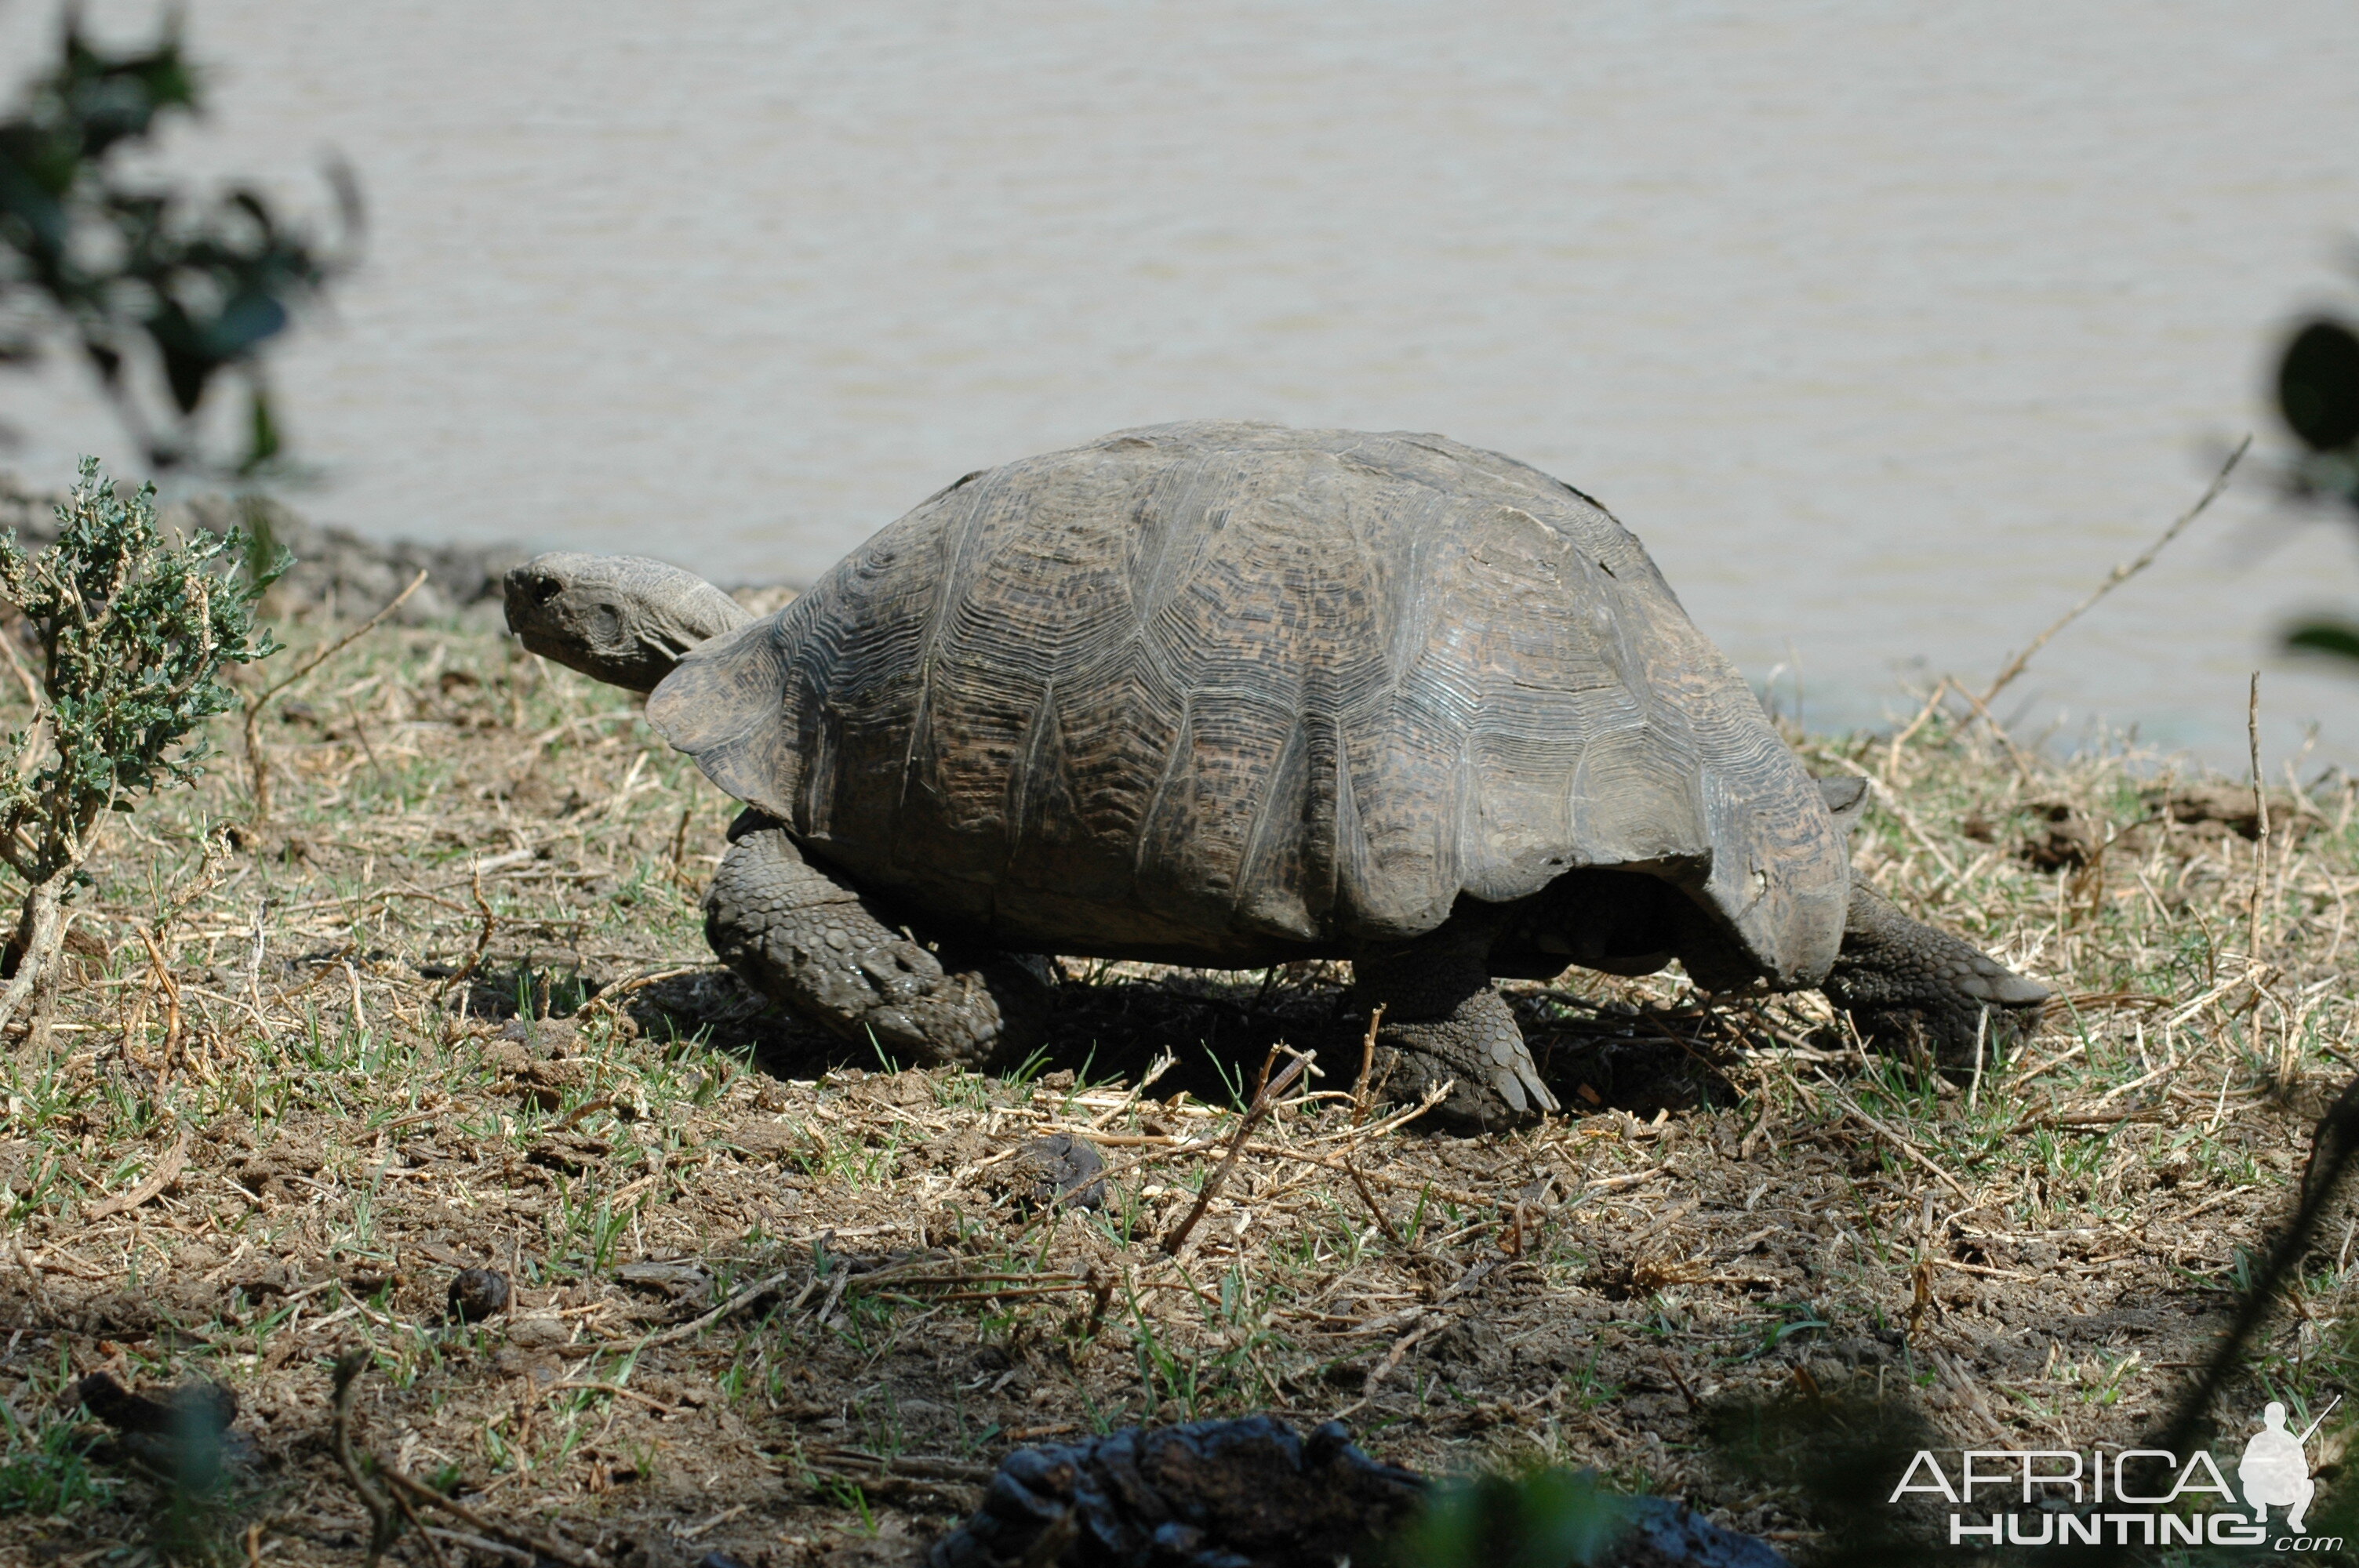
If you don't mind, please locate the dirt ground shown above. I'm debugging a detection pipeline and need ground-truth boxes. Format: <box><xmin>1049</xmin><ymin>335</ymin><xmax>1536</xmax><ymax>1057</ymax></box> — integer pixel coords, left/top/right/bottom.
<box><xmin>0</xmin><ymin>619</ymin><xmax>2354</xmax><ymax>1567</ymax></box>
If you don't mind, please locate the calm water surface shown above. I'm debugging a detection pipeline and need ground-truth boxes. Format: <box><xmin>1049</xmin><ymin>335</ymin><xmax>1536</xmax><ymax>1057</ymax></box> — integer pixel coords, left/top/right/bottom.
<box><xmin>5</xmin><ymin>2</ymin><xmax>2359</xmax><ymax>764</ymax></box>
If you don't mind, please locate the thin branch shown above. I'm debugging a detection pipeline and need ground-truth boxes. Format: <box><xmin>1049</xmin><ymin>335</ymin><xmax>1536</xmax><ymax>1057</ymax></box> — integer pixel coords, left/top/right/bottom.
<box><xmin>1351</xmin><ymin>1004</ymin><xmax>1383</xmax><ymax>1127</ymax></box>
<box><xmin>377</xmin><ymin>1468</ymin><xmax>601</xmax><ymax>1568</ymax></box>
<box><xmin>600</xmin><ymin>1266</ymin><xmax>817</xmax><ymax>1352</ymax></box>
<box><xmin>388</xmin><ymin>1488</ymin><xmax>453</xmax><ymax>1568</ymax></box>
<box><xmin>264</xmin><ymin>568</ymin><xmax>430</xmax><ymax>701</ymax></box>
<box><xmin>1980</xmin><ymin>436</ymin><xmax>2249</xmax><ymax>707</ymax></box>
<box><xmin>161</xmin><ymin>573</ymin><xmax>212</xmax><ymax>701</ymax></box>
<box><xmin>330</xmin><ymin>1352</ymin><xmax>401</xmax><ymax>1567</ymax></box>
<box><xmin>0</xmin><ymin>619</ymin><xmax>52</xmax><ymax>794</ymax></box>
<box><xmin>1946</xmin><ymin>678</ymin><xmax>2039</xmax><ymax>781</ymax></box>
<box><xmin>1882</xmin><ymin>676</ymin><xmax>1954</xmax><ymax>779</ymax></box>
<box><xmin>83</xmin><ymin>1125</ymin><xmax>188</xmax><ymax>1219</ymax></box>
<box><xmin>1161</xmin><ymin>1048</ymin><xmax>1312</xmax><ymax>1256</ymax></box>
<box><xmin>2248</xmin><ymin>671</ymin><xmax>2271</xmax><ymax>970</ymax></box>
<box><xmin>242</xmin><ymin>567</ymin><xmax>427</xmax><ymax>822</ymax></box>
<box><xmin>334</xmin><ymin>1351</ymin><xmax>602</xmax><ymax>1568</ymax></box>
<box><xmin>0</xmin><ymin>621</ymin><xmax>43</xmax><ymax>715</ymax></box>
<box><xmin>1812</xmin><ymin>1070</ymin><xmax>1973</xmax><ymax>1201</ymax></box>
<box><xmin>436</xmin><ymin>858</ymin><xmax>497</xmax><ymax>998</ymax></box>
<box><xmin>1349</xmin><ymin>1158</ymin><xmax>1409</xmax><ymax>1250</ymax></box>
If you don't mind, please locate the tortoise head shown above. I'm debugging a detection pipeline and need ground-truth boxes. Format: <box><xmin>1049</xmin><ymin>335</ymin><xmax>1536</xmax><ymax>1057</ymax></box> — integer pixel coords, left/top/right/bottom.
<box><xmin>503</xmin><ymin>552</ymin><xmax>753</xmax><ymax>692</ymax></box>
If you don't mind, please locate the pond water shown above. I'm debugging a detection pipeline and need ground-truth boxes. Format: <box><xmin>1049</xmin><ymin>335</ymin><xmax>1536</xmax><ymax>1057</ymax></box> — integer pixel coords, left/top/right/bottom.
<box><xmin>5</xmin><ymin>1</ymin><xmax>2359</xmax><ymax>765</ymax></box>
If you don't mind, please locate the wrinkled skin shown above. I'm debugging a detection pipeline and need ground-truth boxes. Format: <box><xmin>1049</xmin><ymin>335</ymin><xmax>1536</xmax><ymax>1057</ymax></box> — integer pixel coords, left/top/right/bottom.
<box><xmin>504</xmin><ymin>552</ymin><xmax>752</xmax><ymax>692</ymax></box>
<box><xmin>706</xmin><ymin>811</ymin><xmax>1054</xmax><ymax>1070</ymax></box>
<box><xmin>503</xmin><ymin>555</ymin><xmax>2052</xmax><ymax>1134</ymax></box>
<box><xmin>1823</xmin><ymin>883</ymin><xmax>2051</xmax><ymax>1065</ymax></box>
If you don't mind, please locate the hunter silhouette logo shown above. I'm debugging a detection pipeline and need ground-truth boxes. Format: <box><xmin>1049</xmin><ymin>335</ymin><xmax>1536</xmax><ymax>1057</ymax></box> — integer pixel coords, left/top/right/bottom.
<box><xmin>2239</xmin><ymin>1397</ymin><xmax>2333</xmax><ymax>1535</ymax></box>
<box><xmin>1891</xmin><ymin>1394</ymin><xmax>2345</xmax><ymax>1548</ymax></box>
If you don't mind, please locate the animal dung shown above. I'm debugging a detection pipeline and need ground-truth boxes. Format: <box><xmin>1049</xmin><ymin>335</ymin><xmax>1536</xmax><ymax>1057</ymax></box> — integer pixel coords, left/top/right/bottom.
<box><xmin>1009</xmin><ymin>1132</ymin><xmax>1108</xmax><ymax>1211</ymax></box>
<box><xmin>447</xmin><ymin>1266</ymin><xmax>512</xmax><ymax>1323</ymax></box>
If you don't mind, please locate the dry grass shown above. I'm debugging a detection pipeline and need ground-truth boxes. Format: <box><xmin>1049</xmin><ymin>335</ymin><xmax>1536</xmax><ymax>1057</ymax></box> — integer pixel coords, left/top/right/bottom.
<box><xmin>0</xmin><ymin>617</ymin><xmax>2353</xmax><ymax>1566</ymax></box>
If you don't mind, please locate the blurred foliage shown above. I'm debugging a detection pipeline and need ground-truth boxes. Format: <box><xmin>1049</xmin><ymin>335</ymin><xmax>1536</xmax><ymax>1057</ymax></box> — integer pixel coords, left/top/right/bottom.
<box><xmin>1380</xmin><ymin>1465</ymin><xmax>1806</xmax><ymax>1568</ymax></box>
<box><xmin>0</xmin><ymin>12</ymin><xmax>358</xmax><ymax>474</ymax></box>
<box><xmin>1705</xmin><ymin>1392</ymin><xmax>1953</xmax><ymax>1567</ymax></box>
<box><xmin>0</xmin><ymin>1397</ymin><xmax>105</xmax><ymax>1518</ymax></box>
<box><xmin>2274</xmin><ymin>311</ymin><xmax>2359</xmax><ymax>664</ymax></box>
<box><xmin>1383</xmin><ymin>1468</ymin><xmax>1634</xmax><ymax>1568</ymax></box>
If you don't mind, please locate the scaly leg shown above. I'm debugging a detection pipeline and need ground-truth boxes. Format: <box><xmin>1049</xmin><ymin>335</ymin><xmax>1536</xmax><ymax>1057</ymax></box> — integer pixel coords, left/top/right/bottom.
<box><xmin>706</xmin><ymin>815</ymin><xmax>1051</xmax><ymax>1069</ymax></box>
<box><xmin>1822</xmin><ymin>884</ymin><xmax>2049</xmax><ymax>1066</ymax></box>
<box><xmin>1352</xmin><ymin>914</ymin><xmax>1556</xmax><ymax>1134</ymax></box>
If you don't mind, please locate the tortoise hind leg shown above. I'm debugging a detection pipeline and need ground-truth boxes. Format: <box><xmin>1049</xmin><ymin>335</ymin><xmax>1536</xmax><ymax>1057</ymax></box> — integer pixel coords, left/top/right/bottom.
<box><xmin>706</xmin><ymin>815</ymin><xmax>1052</xmax><ymax>1069</ymax></box>
<box><xmin>1352</xmin><ymin>913</ymin><xmax>1557</xmax><ymax>1134</ymax></box>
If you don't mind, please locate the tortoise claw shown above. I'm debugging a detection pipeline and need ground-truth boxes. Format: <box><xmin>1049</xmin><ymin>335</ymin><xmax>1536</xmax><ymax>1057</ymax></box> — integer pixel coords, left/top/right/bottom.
<box><xmin>1354</xmin><ymin>924</ymin><xmax>1554</xmax><ymax>1134</ymax></box>
<box><xmin>707</xmin><ymin>822</ymin><xmax>1050</xmax><ymax>1068</ymax></box>
<box><xmin>1368</xmin><ymin>990</ymin><xmax>1554</xmax><ymax>1134</ymax></box>
<box><xmin>1827</xmin><ymin>884</ymin><xmax>2051</xmax><ymax>1065</ymax></box>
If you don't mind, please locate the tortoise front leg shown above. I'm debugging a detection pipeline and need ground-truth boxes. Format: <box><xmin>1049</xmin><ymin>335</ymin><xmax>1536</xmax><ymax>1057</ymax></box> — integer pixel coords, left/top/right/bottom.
<box><xmin>706</xmin><ymin>815</ymin><xmax>1052</xmax><ymax>1069</ymax></box>
<box><xmin>1822</xmin><ymin>884</ymin><xmax>2050</xmax><ymax>1066</ymax></box>
<box><xmin>1353</xmin><ymin>914</ymin><xmax>1557</xmax><ymax>1134</ymax></box>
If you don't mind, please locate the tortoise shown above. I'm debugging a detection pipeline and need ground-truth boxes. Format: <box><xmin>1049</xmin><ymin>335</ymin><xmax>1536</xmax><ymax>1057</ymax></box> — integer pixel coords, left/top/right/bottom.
<box><xmin>505</xmin><ymin>422</ymin><xmax>2048</xmax><ymax>1131</ymax></box>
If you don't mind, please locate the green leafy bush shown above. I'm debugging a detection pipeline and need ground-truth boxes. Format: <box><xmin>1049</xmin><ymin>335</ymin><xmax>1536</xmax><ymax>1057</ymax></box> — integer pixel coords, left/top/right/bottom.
<box><xmin>0</xmin><ymin>456</ymin><xmax>279</xmax><ymax>1038</ymax></box>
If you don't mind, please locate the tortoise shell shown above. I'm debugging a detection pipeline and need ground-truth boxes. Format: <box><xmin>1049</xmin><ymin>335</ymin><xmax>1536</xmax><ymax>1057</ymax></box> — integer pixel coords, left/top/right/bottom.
<box><xmin>646</xmin><ymin>422</ymin><xmax>1847</xmax><ymax>983</ymax></box>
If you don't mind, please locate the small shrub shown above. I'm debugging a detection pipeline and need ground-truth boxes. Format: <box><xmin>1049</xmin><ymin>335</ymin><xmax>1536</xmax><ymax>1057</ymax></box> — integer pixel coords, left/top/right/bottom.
<box><xmin>0</xmin><ymin>456</ymin><xmax>280</xmax><ymax>1039</ymax></box>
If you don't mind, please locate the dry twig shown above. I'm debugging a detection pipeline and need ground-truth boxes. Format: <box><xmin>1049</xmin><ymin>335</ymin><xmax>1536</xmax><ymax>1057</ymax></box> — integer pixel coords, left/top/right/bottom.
<box><xmin>2249</xmin><ymin>670</ymin><xmax>2272</xmax><ymax>968</ymax></box>
<box><xmin>1885</xmin><ymin>676</ymin><xmax>1955</xmax><ymax>778</ymax></box>
<box><xmin>1161</xmin><ymin>1049</ymin><xmax>1311</xmax><ymax>1255</ymax></box>
<box><xmin>605</xmin><ymin>1266</ymin><xmax>818</xmax><ymax>1351</ymax></box>
<box><xmin>243</xmin><ymin>568</ymin><xmax>428</xmax><ymax>822</ymax></box>
<box><xmin>336</xmin><ymin>1348</ymin><xmax>603</xmax><ymax>1568</ymax></box>
<box><xmin>379</xmin><ymin>1468</ymin><xmax>602</xmax><ymax>1568</ymax></box>
<box><xmin>1980</xmin><ymin>437</ymin><xmax>2248</xmax><ymax>707</ymax></box>
<box><xmin>1812</xmin><ymin>1070</ymin><xmax>1972</xmax><ymax>1200</ymax></box>
<box><xmin>438</xmin><ymin>858</ymin><xmax>497</xmax><ymax>998</ymax></box>
<box><xmin>329</xmin><ymin>1352</ymin><xmax>402</xmax><ymax>1568</ymax></box>
<box><xmin>1350</xmin><ymin>1159</ymin><xmax>1410</xmax><ymax>1250</ymax></box>
<box><xmin>83</xmin><ymin>1126</ymin><xmax>188</xmax><ymax>1220</ymax></box>
<box><xmin>1352</xmin><ymin>1003</ymin><xmax>1383</xmax><ymax>1126</ymax></box>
